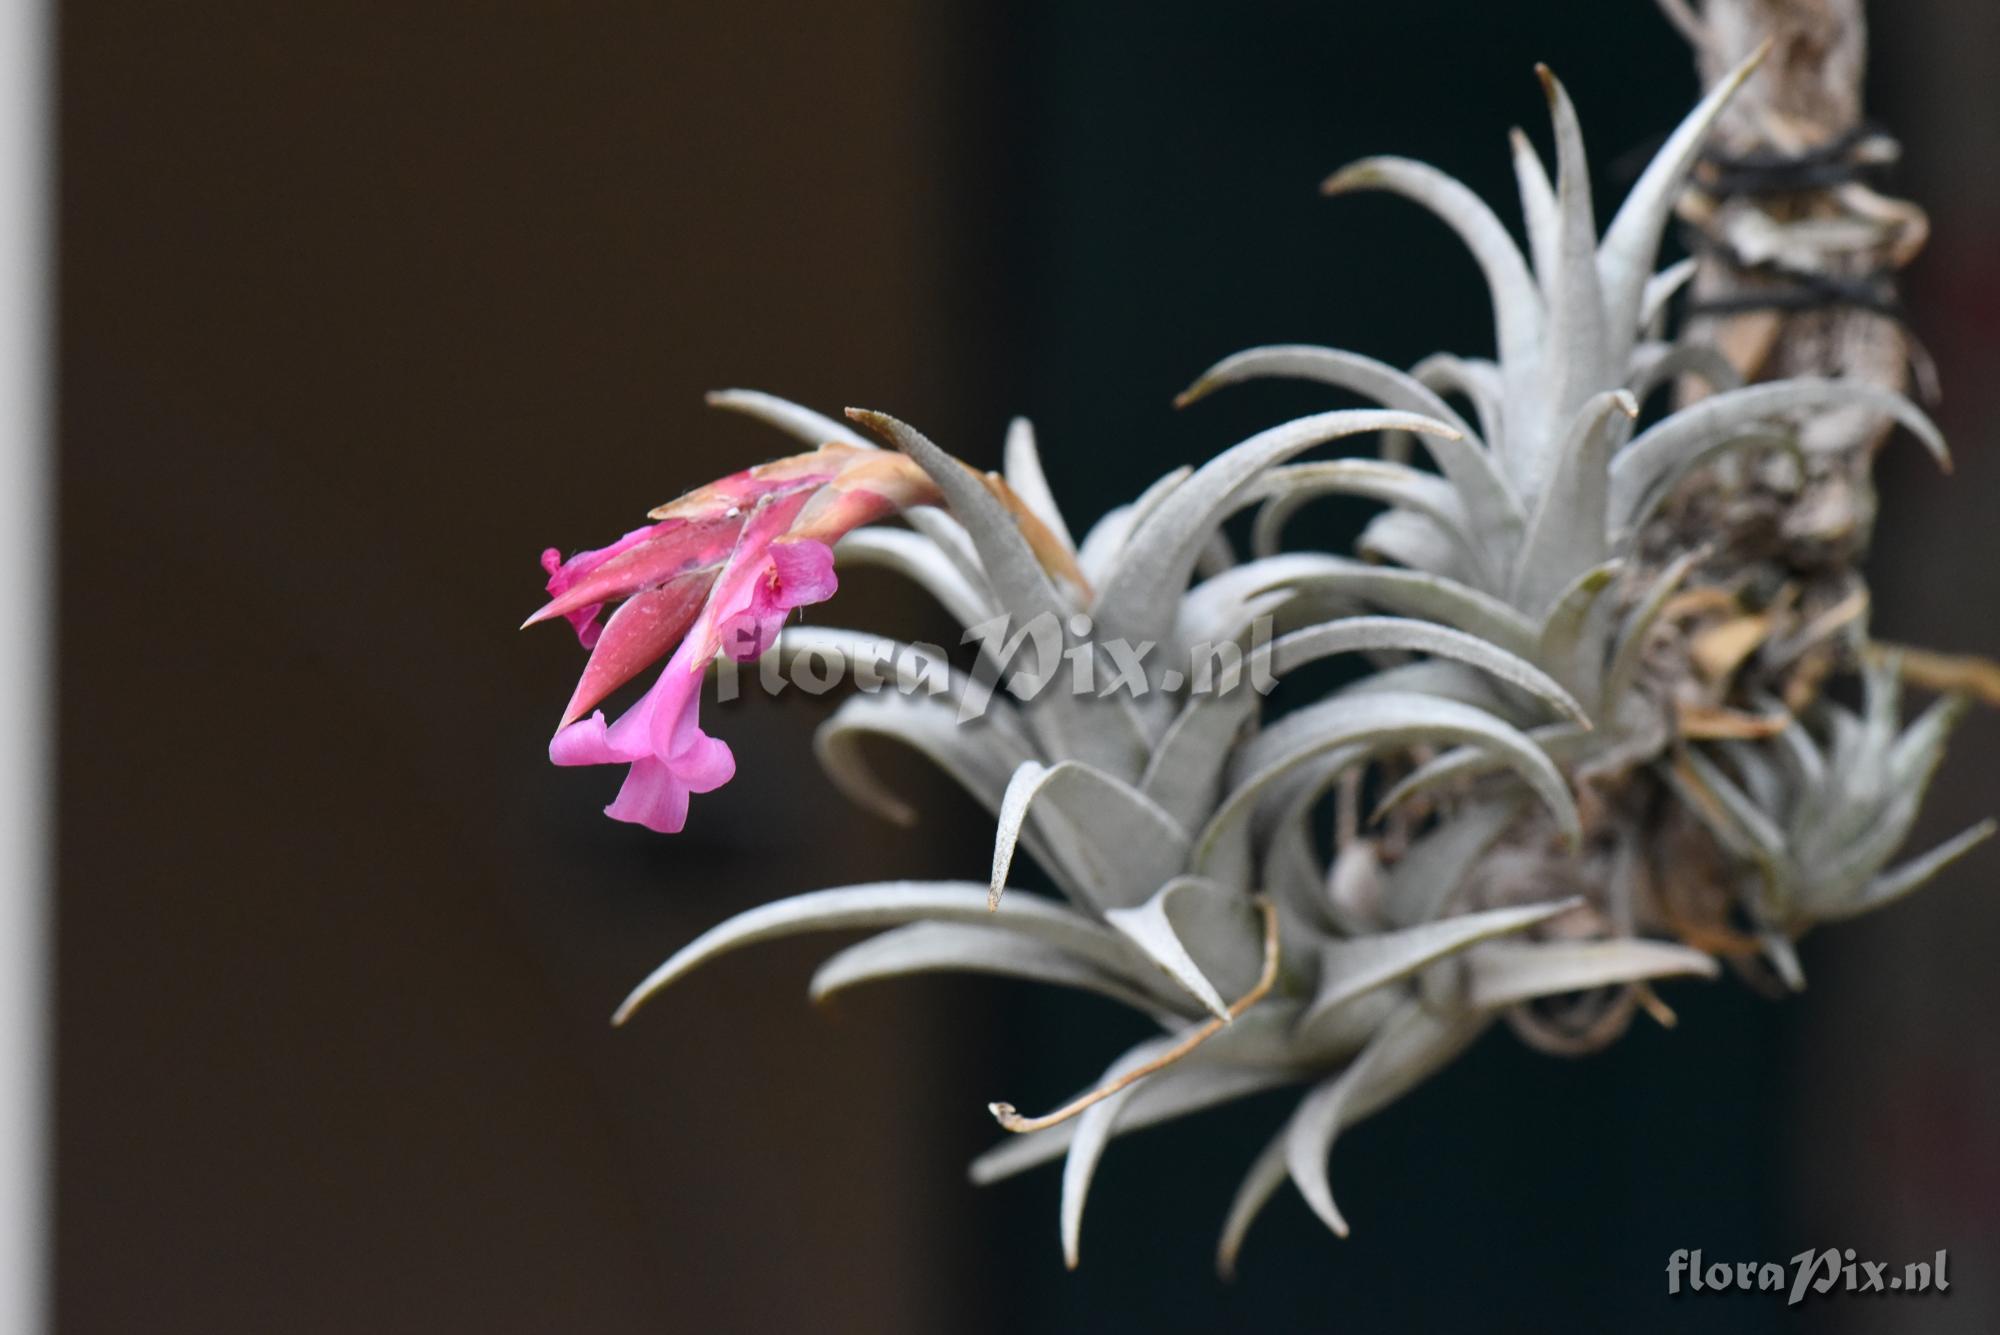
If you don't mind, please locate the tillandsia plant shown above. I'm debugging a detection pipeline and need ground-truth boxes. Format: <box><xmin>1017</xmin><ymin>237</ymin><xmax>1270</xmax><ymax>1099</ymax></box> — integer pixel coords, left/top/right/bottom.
<box><xmin>524</xmin><ymin>45</ymin><xmax>1992</xmax><ymax>1273</ymax></box>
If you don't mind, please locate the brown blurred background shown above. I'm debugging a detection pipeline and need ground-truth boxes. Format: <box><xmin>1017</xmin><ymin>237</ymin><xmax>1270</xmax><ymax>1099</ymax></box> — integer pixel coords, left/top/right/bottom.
<box><xmin>53</xmin><ymin>2</ymin><xmax>1998</xmax><ymax>1332</ymax></box>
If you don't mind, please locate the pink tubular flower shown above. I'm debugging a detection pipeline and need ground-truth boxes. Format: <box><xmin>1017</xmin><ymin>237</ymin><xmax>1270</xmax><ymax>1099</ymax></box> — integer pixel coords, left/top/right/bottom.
<box><xmin>526</xmin><ymin>441</ymin><xmax>938</xmax><ymax>834</ymax></box>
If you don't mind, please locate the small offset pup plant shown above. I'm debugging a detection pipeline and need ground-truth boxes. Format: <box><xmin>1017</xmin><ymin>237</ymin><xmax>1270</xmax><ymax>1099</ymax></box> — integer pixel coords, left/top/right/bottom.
<box><xmin>524</xmin><ymin>35</ymin><xmax>1990</xmax><ymax>1274</ymax></box>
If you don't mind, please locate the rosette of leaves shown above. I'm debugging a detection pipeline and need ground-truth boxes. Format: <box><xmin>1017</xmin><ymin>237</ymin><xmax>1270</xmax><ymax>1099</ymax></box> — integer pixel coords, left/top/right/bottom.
<box><xmin>1171</xmin><ymin>51</ymin><xmax>1955</xmax><ymax>1047</ymax></box>
<box><xmin>612</xmin><ymin>393</ymin><xmax>1714</xmax><ymax>1269</ymax></box>
<box><xmin>1664</xmin><ymin>652</ymin><xmax>1995</xmax><ymax>988</ymax></box>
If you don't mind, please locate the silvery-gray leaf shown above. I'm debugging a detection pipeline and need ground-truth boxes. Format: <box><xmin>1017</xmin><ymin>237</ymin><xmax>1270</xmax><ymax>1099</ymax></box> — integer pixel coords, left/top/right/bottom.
<box><xmin>1179</xmin><ymin>345</ymin><xmax>1525</xmax><ymax>552</ymax></box>
<box><xmin>1060</xmin><ymin>1034</ymin><xmax>1179</xmax><ymax>1268</ymax></box>
<box><xmin>614</xmin><ymin>883</ymin><xmax>1134</xmax><ymax>1024</ymax></box>
<box><xmin>1140</xmin><ymin>690</ymin><xmax>1259</xmax><ymax>832</ymax></box>
<box><xmin>1261</xmin><ymin>556</ymin><xmax>1539</xmax><ymax>659</ymax></box>
<box><xmin>1371</xmin><ymin>723</ymin><xmax>1592</xmax><ymax>824</ymax></box>
<box><xmin>1296</xmin><ymin>899</ymin><xmax>1580</xmax><ymax>1046</ymax></box>
<box><xmin>1464</xmin><ymin>938</ymin><xmax>1719</xmax><ymax>1009</ymax></box>
<box><xmin>1217</xmin><ymin>1126</ymin><xmax>1289</xmax><ymax>1279</ymax></box>
<box><xmin>1626</xmin><ymin>339</ymin><xmax>1744</xmax><ymax>405</ymax></box>
<box><xmin>991</xmin><ymin>760</ymin><xmax>1192</xmax><ymax>915</ymax></box>
<box><xmin>1597</xmin><ymin>45</ymin><xmax>1765</xmax><ymax>347</ymax></box>
<box><xmin>1535</xmin><ymin>67</ymin><xmax>1612</xmax><ymax>443</ymax></box>
<box><xmin>1608</xmin><ymin>380</ymin><xmax>1948</xmax><ymax>536</ymax></box>
<box><xmin>1229</xmin><ymin>691</ymin><xmax>1579</xmax><ymax>839</ymax></box>
<box><xmin>852</xmin><ymin>408</ymin><xmax>1149</xmax><ymax>776</ymax></box>
<box><xmin>815</xmin><ymin>692</ymin><xmax>1038</xmax><ymax>836</ymax></box>
<box><xmin>1600</xmin><ymin>546</ymin><xmax>1705</xmax><ymax>713</ymax></box>
<box><xmin>1103</xmin><ymin>876</ymin><xmax>1263</xmax><ymax>1019</ymax></box>
<box><xmin>1075</xmin><ymin>466</ymin><xmax>1188</xmax><ymax>584</ymax></box>
<box><xmin>1323</xmin><ymin>159</ymin><xmax>1545</xmax><ymax>447</ymax></box>
<box><xmin>1535</xmin><ymin>559</ymin><xmax>1624</xmax><ymax>702</ymax></box>
<box><xmin>809</xmin><ymin>922</ymin><xmax>1175</xmax><ymax>1020</ymax></box>
<box><xmin>1357</xmin><ymin>508</ymin><xmax>1468</xmax><ymax>582</ymax></box>
<box><xmin>1382</xmin><ymin>796</ymin><xmax>1528</xmax><ymax>927</ymax></box>
<box><xmin>1284</xmin><ymin>1001</ymin><xmax>1487</xmax><ymax>1236</ymax></box>
<box><xmin>1508</xmin><ymin>127</ymin><xmax>1559</xmax><ymax>290</ymax></box>
<box><xmin>704</xmin><ymin>388</ymin><xmax>873</xmax><ymax>448</ymax></box>
<box><xmin>1096</xmin><ymin>409</ymin><xmax>1459</xmax><ymax>645</ymax></box>
<box><xmin>1511</xmin><ymin>391</ymin><xmax>1635</xmax><ymax>614</ymax></box>
<box><xmin>1412</xmin><ymin>353</ymin><xmax>1507</xmax><ymax>452</ymax></box>
<box><xmin>1002</xmin><ymin>416</ymin><xmax>1078</xmax><ymax>554</ymax></box>
<box><xmin>1178</xmin><ymin>343</ymin><xmax>1477</xmax><ymax>441</ymax></box>
<box><xmin>834</xmin><ymin>527</ymin><xmax>994</xmax><ymax>627</ymax></box>
<box><xmin>903</xmin><ymin>508</ymin><xmax>1000</xmax><ymax>610</ymax></box>
<box><xmin>1638</xmin><ymin>258</ymin><xmax>1699</xmax><ymax>333</ymax></box>
<box><xmin>851</xmin><ymin>409</ymin><xmax>1067</xmax><ymax>629</ymax></box>
<box><xmin>1669</xmin><ymin>744</ymin><xmax>1787</xmax><ymax>866</ymax></box>
<box><xmin>1262</xmin><ymin>615</ymin><xmax>1589</xmax><ymax>726</ymax></box>
<box><xmin>1248</xmin><ymin>459</ymin><xmax>1476</xmax><ymax>562</ymax></box>
<box><xmin>1834</xmin><ymin>820</ymin><xmax>1997</xmax><ymax>922</ymax></box>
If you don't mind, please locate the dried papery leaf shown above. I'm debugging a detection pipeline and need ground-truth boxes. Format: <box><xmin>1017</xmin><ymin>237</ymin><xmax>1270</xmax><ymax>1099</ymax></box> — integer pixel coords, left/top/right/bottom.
<box><xmin>1867</xmin><ymin>642</ymin><xmax>2000</xmax><ymax>707</ymax></box>
<box><xmin>1690</xmin><ymin>605</ymin><xmax>1781</xmax><ymax>683</ymax></box>
<box><xmin>970</xmin><ymin>1012</ymin><xmax>1312</xmax><ymax>1184</ymax></box>
<box><xmin>809</xmin><ymin>922</ymin><xmax>1173</xmax><ymax>1019</ymax></box>
<box><xmin>614</xmin><ymin>883</ymin><xmax>1136</xmax><ymax>1025</ymax></box>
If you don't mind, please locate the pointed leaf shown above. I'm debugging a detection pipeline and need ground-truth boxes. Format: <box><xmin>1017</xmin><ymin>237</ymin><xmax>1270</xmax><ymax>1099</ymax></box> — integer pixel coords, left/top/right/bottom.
<box><xmin>1466</xmin><ymin>937</ymin><xmax>1718</xmax><ymax>1008</ymax></box>
<box><xmin>1095</xmin><ymin>409</ymin><xmax>1457</xmax><ymax>644</ymax></box>
<box><xmin>615</xmin><ymin>882</ymin><xmax>1135</xmax><ymax>1024</ymax></box>
<box><xmin>991</xmin><ymin>760</ymin><xmax>1193</xmax><ymax>914</ymax></box>
<box><xmin>810</xmin><ymin>922</ymin><xmax>1169</xmax><ymax>1017</ymax></box>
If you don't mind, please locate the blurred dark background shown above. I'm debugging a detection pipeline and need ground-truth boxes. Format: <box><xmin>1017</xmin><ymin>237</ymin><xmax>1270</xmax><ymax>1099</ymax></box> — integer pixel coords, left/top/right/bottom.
<box><xmin>54</xmin><ymin>1</ymin><xmax>1999</xmax><ymax>1331</ymax></box>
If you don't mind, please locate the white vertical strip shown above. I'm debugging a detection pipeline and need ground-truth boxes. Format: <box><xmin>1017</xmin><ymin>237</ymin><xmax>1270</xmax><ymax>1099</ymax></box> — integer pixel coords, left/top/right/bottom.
<box><xmin>0</xmin><ymin>0</ymin><xmax>49</xmax><ymax>1328</ymax></box>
